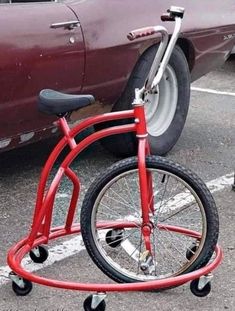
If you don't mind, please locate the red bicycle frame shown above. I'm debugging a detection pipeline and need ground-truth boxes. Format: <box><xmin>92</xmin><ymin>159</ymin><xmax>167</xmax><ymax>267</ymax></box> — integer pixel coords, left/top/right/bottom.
<box><xmin>25</xmin><ymin>99</ymin><xmax>153</xmax><ymax>252</ymax></box>
<box><xmin>7</xmin><ymin>101</ymin><xmax>223</xmax><ymax>293</ymax></box>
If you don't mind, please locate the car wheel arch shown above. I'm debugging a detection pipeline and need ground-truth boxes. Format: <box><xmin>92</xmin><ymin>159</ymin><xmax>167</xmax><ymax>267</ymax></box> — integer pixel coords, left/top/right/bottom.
<box><xmin>137</xmin><ymin>37</ymin><xmax>195</xmax><ymax>77</ymax></box>
<box><xmin>114</xmin><ymin>38</ymin><xmax>194</xmax><ymax>109</ymax></box>
<box><xmin>177</xmin><ymin>37</ymin><xmax>195</xmax><ymax>73</ymax></box>
<box><xmin>98</xmin><ymin>41</ymin><xmax>191</xmax><ymax>157</ymax></box>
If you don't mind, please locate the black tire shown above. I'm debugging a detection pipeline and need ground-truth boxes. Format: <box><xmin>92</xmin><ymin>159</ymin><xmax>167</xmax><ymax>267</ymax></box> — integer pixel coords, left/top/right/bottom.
<box><xmin>29</xmin><ymin>245</ymin><xmax>49</xmax><ymax>264</ymax></box>
<box><xmin>96</xmin><ymin>45</ymin><xmax>190</xmax><ymax>157</ymax></box>
<box><xmin>80</xmin><ymin>156</ymin><xmax>219</xmax><ymax>284</ymax></box>
<box><xmin>190</xmin><ymin>279</ymin><xmax>211</xmax><ymax>297</ymax></box>
<box><xmin>12</xmin><ymin>278</ymin><xmax>33</xmax><ymax>296</ymax></box>
<box><xmin>83</xmin><ymin>295</ymin><xmax>106</xmax><ymax>311</ymax></box>
<box><xmin>105</xmin><ymin>229</ymin><xmax>124</xmax><ymax>248</ymax></box>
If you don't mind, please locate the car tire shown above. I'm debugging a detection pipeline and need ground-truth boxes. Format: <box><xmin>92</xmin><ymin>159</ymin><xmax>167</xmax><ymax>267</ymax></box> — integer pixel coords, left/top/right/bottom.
<box><xmin>97</xmin><ymin>44</ymin><xmax>190</xmax><ymax>157</ymax></box>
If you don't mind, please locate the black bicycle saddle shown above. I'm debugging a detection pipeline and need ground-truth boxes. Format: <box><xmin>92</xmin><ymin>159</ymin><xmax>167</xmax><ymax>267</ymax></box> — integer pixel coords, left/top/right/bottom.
<box><xmin>38</xmin><ymin>89</ymin><xmax>95</xmax><ymax>115</ymax></box>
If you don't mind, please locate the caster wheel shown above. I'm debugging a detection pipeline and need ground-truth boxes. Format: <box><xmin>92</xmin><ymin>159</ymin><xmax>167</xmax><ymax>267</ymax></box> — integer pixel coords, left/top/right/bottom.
<box><xmin>29</xmin><ymin>245</ymin><xmax>49</xmax><ymax>263</ymax></box>
<box><xmin>190</xmin><ymin>279</ymin><xmax>211</xmax><ymax>297</ymax></box>
<box><xmin>105</xmin><ymin>230</ymin><xmax>123</xmax><ymax>248</ymax></box>
<box><xmin>186</xmin><ymin>242</ymin><xmax>198</xmax><ymax>260</ymax></box>
<box><xmin>83</xmin><ymin>295</ymin><xmax>106</xmax><ymax>311</ymax></box>
<box><xmin>12</xmin><ymin>278</ymin><xmax>33</xmax><ymax>296</ymax></box>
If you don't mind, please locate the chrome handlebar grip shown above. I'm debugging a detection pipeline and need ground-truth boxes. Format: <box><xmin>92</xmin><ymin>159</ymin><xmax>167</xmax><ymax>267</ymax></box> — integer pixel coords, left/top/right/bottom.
<box><xmin>127</xmin><ymin>26</ymin><xmax>157</xmax><ymax>41</ymax></box>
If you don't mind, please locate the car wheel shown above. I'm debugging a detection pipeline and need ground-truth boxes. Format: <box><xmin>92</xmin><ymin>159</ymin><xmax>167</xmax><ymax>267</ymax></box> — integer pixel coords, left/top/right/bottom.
<box><xmin>97</xmin><ymin>44</ymin><xmax>190</xmax><ymax>157</ymax></box>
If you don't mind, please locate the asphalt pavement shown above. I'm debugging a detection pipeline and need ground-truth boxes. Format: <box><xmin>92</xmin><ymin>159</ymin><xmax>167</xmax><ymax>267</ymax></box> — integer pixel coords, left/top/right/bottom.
<box><xmin>0</xmin><ymin>58</ymin><xmax>234</xmax><ymax>311</ymax></box>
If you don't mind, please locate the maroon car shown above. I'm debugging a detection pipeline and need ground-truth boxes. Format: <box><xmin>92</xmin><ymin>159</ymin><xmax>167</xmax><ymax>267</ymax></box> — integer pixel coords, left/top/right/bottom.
<box><xmin>0</xmin><ymin>0</ymin><xmax>234</xmax><ymax>156</ymax></box>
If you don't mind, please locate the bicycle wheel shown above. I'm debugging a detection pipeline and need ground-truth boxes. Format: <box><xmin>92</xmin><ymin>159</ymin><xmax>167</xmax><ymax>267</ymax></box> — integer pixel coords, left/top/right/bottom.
<box><xmin>80</xmin><ymin>156</ymin><xmax>219</xmax><ymax>284</ymax></box>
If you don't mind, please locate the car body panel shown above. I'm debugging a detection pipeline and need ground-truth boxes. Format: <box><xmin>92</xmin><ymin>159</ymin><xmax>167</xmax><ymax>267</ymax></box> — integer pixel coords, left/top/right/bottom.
<box><xmin>70</xmin><ymin>0</ymin><xmax>235</xmax><ymax>99</ymax></box>
<box><xmin>0</xmin><ymin>0</ymin><xmax>235</xmax><ymax>151</ymax></box>
<box><xmin>0</xmin><ymin>2</ymin><xmax>85</xmax><ymax>148</ymax></box>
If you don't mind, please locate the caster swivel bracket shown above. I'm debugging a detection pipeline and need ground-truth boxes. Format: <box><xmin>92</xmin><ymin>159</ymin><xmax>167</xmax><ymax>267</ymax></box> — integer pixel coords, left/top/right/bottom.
<box><xmin>91</xmin><ymin>292</ymin><xmax>107</xmax><ymax>309</ymax></box>
<box><xmin>198</xmin><ymin>273</ymin><xmax>213</xmax><ymax>290</ymax></box>
<box><xmin>9</xmin><ymin>272</ymin><xmax>25</xmax><ymax>288</ymax></box>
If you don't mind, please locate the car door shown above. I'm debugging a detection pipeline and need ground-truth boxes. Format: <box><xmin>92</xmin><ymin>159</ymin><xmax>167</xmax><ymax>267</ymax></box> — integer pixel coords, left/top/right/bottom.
<box><xmin>0</xmin><ymin>0</ymin><xmax>85</xmax><ymax>148</ymax></box>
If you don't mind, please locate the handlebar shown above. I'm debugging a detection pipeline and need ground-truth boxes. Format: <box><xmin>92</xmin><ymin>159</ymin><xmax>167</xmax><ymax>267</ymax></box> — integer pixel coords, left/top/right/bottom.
<box><xmin>161</xmin><ymin>6</ymin><xmax>184</xmax><ymax>21</ymax></box>
<box><xmin>161</xmin><ymin>14</ymin><xmax>175</xmax><ymax>22</ymax></box>
<box><xmin>127</xmin><ymin>6</ymin><xmax>185</xmax><ymax>98</ymax></box>
<box><xmin>127</xmin><ymin>27</ymin><xmax>157</xmax><ymax>41</ymax></box>
<box><xmin>127</xmin><ymin>6</ymin><xmax>184</xmax><ymax>42</ymax></box>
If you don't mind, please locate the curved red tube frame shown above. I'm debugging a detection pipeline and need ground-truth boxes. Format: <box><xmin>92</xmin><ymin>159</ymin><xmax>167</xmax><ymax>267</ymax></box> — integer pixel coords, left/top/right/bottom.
<box><xmin>7</xmin><ymin>106</ymin><xmax>223</xmax><ymax>293</ymax></box>
<box><xmin>8</xmin><ymin>225</ymin><xmax>223</xmax><ymax>292</ymax></box>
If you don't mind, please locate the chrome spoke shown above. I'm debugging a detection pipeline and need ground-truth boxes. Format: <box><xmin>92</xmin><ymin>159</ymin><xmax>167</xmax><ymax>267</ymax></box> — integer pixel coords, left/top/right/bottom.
<box><xmin>91</xmin><ymin>167</ymin><xmax>206</xmax><ymax>281</ymax></box>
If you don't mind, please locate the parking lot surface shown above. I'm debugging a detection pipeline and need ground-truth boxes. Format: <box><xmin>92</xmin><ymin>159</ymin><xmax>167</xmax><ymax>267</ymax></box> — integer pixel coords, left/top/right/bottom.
<box><xmin>0</xmin><ymin>58</ymin><xmax>234</xmax><ymax>311</ymax></box>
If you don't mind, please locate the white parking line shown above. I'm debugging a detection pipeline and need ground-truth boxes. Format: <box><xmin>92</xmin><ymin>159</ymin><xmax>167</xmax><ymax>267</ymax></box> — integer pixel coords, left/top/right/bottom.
<box><xmin>191</xmin><ymin>86</ymin><xmax>235</xmax><ymax>97</ymax></box>
<box><xmin>0</xmin><ymin>236</ymin><xmax>85</xmax><ymax>286</ymax></box>
<box><xmin>0</xmin><ymin>172</ymin><xmax>233</xmax><ymax>287</ymax></box>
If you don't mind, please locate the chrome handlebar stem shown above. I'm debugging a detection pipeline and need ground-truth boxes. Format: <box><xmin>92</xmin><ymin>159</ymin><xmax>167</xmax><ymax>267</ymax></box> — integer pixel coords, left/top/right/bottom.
<box><xmin>144</xmin><ymin>26</ymin><xmax>169</xmax><ymax>91</ymax></box>
<box><xmin>131</xmin><ymin>7</ymin><xmax>184</xmax><ymax>102</ymax></box>
<box><xmin>150</xmin><ymin>16</ymin><xmax>183</xmax><ymax>90</ymax></box>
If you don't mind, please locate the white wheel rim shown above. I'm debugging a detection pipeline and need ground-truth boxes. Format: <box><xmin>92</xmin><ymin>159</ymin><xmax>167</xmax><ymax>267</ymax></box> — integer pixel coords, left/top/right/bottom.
<box><xmin>144</xmin><ymin>65</ymin><xmax>178</xmax><ymax>137</ymax></box>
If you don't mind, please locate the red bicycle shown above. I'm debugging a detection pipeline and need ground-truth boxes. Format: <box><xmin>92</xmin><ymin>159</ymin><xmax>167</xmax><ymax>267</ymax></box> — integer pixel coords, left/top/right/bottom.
<box><xmin>7</xmin><ymin>7</ymin><xmax>222</xmax><ymax>311</ymax></box>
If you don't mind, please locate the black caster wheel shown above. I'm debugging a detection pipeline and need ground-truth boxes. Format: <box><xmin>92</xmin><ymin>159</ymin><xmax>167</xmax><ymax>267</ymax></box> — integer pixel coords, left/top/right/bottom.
<box><xmin>12</xmin><ymin>277</ymin><xmax>33</xmax><ymax>296</ymax></box>
<box><xmin>29</xmin><ymin>245</ymin><xmax>49</xmax><ymax>263</ymax></box>
<box><xmin>190</xmin><ymin>279</ymin><xmax>211</xmax><ymax>297</ymax></box>
<box><xmin>105</xmin><ymin>229</ymin><xmax>123</xmax><ymax>248</ymax></box>
<box><xmin>186</xmin><ymin>242</ymin><xmax>198</xmax><ymax>260</ymax></box>
<box><xmin>232</xmin><ymin>172</ymin><xmax>235</xmax><ymax>191</ymax></box>
<box><xmin>83</xmin><ymin>295</ymin><xmax>106</xmax><ymax>311</ymax></box>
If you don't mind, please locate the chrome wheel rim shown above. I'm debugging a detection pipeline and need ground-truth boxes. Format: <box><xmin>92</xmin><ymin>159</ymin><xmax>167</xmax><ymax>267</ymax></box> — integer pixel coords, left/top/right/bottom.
<box><xmin>90</xmin><ymin>168</ymin><xmax>207</xmax><ymax>281</ymax></box>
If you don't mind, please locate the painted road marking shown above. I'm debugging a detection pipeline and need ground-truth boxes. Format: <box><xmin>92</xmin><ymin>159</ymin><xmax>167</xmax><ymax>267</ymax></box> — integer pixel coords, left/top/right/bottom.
<box><xmin>0</xmin><ymin>236</ymin><xmax>85</xmax><ymax>286</ymax></box>
<box><xmin>191</xmin><ymin>86</ymin><xmax>235</xmax><ymax>97</ymax></box>
<box><xmin>0</xmin><ymin>172</ymin><xmax>234</xmax><ymax>286</ymax></box>
<box><xmin>154</xmin><ymin>172</ymin><xmax>234</xmax><ymax>213</ymax></box>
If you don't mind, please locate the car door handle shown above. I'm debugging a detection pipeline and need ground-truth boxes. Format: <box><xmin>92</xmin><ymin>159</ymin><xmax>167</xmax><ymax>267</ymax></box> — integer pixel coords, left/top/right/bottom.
<box><xmin>50</xmin><ymin>21</ymin><xmax>80</xmax><ymax>30</ymax></box>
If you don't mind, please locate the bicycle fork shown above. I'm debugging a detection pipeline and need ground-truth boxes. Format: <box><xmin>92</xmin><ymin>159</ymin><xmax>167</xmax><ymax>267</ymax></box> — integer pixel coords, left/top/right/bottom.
<box><xmin>133</xmin><ymin>90</ymin><xmax>155</xmax><ymax>273</ymax></box>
